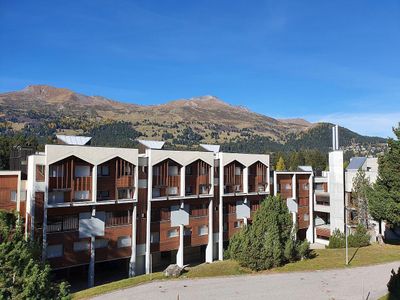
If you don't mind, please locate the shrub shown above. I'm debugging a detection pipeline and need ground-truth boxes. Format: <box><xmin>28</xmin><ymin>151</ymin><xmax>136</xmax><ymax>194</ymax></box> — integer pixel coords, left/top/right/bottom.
<box><xmin>298</xmin><ymin>240</ymin><xmax>314</xmax><ymax>260</ymax></box>
<box><xmin>327</xmin><ymin>225</ymin><xmax>370</xmax><ymax>249</ymax></box>
<box><xmin>348</xmin><ymin>224</ymin><xmax>370</xmax><ymax>247</ymax></box>
<box><xmin>387</xmin><ymin>267</ymin><xmax>400</xmax><ymax>299</ymax></box>
<box><xmin>327</xmin><ymin>229</ymin><xmax>346</xmax><ymax>248</ymax></box>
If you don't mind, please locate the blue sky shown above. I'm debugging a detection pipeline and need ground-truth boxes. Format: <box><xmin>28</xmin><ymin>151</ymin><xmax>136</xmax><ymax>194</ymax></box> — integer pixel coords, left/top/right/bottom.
<box><xmin>1</xmin><ymin>0</ymin><xmax>399</xmax><ymax>137</ymax></box>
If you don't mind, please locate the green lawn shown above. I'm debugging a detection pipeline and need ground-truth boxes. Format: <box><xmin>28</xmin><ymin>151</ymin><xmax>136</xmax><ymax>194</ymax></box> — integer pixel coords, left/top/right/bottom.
<box><xmin>73</xmin><ymin>243</ymin><xmax>400</xmax><ymax>299</ymax></box>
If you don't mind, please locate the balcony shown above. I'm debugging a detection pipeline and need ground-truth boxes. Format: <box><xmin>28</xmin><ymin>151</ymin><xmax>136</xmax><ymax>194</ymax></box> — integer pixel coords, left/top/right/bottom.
<box><xmin>315</xmin><ymin>224</ymin><xmax>331</xmax><ymax>239</ymax></box>
<box><xmin>223</xmin><ymin>161</ymin><xmax>244</xmax><ymax>195</ymax></box>
<box><xmin>185</xmin><ymin>160</ymin><xmax>212</xmax><ymax>197</ymax></box>
<box><xmin>152</xmin><ymin>159</ymin><xmax>181</xmax><ymax>199</ymax></box>
<box><xmin>248</xmin><ymin>161</ymin><xmax>269</xmax><ymax>193</ymax></box>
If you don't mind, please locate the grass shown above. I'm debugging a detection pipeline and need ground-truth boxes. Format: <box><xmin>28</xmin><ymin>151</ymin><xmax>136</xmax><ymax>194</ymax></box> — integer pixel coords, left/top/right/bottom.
<box><xmin>72</xmin><ymin>244</ymin><xmax>400</xmax><ymax>299</ymax></box>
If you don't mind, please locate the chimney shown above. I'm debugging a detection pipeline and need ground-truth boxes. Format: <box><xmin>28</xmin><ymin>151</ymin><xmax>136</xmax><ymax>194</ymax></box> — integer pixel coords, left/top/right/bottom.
<box><xmin>332</xmin><ymin>126</ymin><xmax>336</xmax><ymax>150</ymax></box>
<box><xmin>335</xmin><ymin>124</ymin><xmax>339</xmax><ymax>150</ymax></box>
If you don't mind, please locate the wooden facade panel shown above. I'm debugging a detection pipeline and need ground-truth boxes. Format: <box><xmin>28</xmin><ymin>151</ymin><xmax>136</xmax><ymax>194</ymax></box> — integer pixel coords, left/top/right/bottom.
<box><xmin>0</xmin><ymin>175</ymin><xmax>18</xmax><ymax>212</ymax></box>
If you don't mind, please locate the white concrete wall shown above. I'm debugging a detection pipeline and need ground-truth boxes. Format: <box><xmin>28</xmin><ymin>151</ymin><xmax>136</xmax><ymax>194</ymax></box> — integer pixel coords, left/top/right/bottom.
<box><xmin>328</xmin><ymin>151</ymin><xmax>345</xmax><ymax>233</ymax></box>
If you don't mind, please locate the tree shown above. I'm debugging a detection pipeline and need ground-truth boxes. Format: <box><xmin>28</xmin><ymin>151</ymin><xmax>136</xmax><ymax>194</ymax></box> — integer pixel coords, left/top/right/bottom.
<box><xmin>368</xmin><ymin>124</ymin><xmax>400</xmax><ymax>234</ymax></box>
<box><xmin>275</xmin><ymin>156</ymin><xmax>286</xmax><ymax>171</ymax></box>
<box><xmin>0</xmin><ymin>211</ymin><xmax>70</xmax><ymax>300</ymax></box>
<box><xmin>227</xmin><ymin>195</ymin><xmax>312</xmax><ymax>271</ymax></box>
<box><xmin>351</xmin><ymin>169</ymin><xmax>372</xmax><ymax>228</ymax></box>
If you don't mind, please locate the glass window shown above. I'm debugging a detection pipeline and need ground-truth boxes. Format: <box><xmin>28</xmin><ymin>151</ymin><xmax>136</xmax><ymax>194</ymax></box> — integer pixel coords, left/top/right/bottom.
<box><xmin>75</xmin><ymin>165</ymin><xmax>90</xmax><ymax>177</ymax></box>
<box><xmin>10</xmin><ymin>191</ymin><xmax>17</xmax><ymax>202</ymax></box>
<box><xmin>185</xmin><ymin>166</ymin><xmax>192</xmax><ymax>175</ymax></box>
<box><xmin>73</xmin><ymin>241</ymin><xmax>90</xmax><ymax>252</ymax></box>
<box><xmin>49</xmin><ymin>165</ymin><xmax>63</xmax><ymax>177</ymax></box>
<box><xmin>150</xmin><ymin>232</ymin><xmax>160</xmax><ymax>243</ymax></box>
<box><xmin>74</xmin><ymin>190</ymin><xmax>90</xmax><ymax>200</ymax></box>
<box><xmin>235</xmin><ymin>167</ymin><xmax>242</xmax><ymax>176</ymax></box>
<box><xmin>168</xmin><ymin>165</ymin><xmax>179</xmax><ymax>176</ymax></box>
<box><xmin>97</xmin><ymin>165</ymin><xmax>110</xmax><ymax>177</ymax></box>
<box><xmin>95</xmin><ymin>239</ymin><xmax>108</xmax><ymax>249</ymax></box>
<box><xmin>167</xmin><ymin>229</ymin><xmax>179</xmax><ymax>238</ymax></box>
<box><xmin>198</xmin><ymin>225</ymin><xmax>208</xmax><ymax>236</ymax></box>
<box><xmin>117</xmin><ymin>236</ymin><xmax>132</xmax><ymax>248</ymax></box>
<box><xmin>47</xmin><ymin>244</ymin><xmax>63</xmax><ymax>258</ymax></box>
<box><xmin>98</xmin><ymin>191</ymin><xmax>110</xmax><ymax>200</ymax></box>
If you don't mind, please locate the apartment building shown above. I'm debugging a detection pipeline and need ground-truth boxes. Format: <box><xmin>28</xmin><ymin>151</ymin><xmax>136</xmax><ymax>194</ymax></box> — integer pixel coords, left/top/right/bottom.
<box><xmin>0</xmin><ymin>136</ymin><xmax>270</xmax><ymax>287</ymax></box>
<box><xmin>0</xmin><ymin>127</ymin><xmax>382</xmax><ymax>287</ymax></box>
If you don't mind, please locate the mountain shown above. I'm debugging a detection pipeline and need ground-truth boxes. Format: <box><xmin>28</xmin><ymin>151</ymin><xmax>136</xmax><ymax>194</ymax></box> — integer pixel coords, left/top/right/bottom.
<box><xmin>0</xmin><ymin>85</ymin><xmax>387</xmax><ymax>155</ymax></box>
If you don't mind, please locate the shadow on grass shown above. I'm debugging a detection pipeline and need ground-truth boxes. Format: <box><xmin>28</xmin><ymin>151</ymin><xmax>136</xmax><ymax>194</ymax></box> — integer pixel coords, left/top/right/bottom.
<box><xmin>348</xmin><ymin>246</ymin><xmax>360</xmax><ymax>265</ymax></box>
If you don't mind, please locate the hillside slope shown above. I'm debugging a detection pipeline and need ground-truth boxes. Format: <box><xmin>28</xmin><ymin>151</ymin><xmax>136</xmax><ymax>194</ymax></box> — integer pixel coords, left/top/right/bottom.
<box><xmin>0</xmin><ymin>85</ymin><xmax>386</xmax><ymax>155</ymax></box>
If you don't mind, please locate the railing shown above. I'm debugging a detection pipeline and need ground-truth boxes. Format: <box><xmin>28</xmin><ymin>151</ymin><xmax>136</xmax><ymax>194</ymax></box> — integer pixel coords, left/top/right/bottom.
<box><xmin>105</xmin><ymin>212</ymin><xmax>132</xmax><ymax>227</ymax></box>
<box><xmin>316</xmin><ymin>195</ymin><xmax>330</xmax><ymax>206</ymax></box>
<box><xmin>47</xmin><ymin>216</ymin><xmax>78</xmax><ymax>233</ymax></box>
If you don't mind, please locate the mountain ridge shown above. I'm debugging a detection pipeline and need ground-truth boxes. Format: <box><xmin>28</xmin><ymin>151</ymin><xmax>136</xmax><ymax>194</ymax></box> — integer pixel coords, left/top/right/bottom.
<box><xmin>0</xmin><ymin>85</ymin><xmax>386</xmax><ymax>156</ymax></box>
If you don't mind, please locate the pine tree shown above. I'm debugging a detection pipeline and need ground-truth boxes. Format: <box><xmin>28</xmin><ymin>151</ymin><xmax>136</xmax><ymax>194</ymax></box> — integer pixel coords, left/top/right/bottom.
<box><xmin>0</xmin><ymin>211</ymin><xmax>70</xmax><ymax>300</ymax></box>
<box><xmin>368</xmin><ymin>124</ymin><xmax>400</xmax><ymax>234</ymax></box>
<box><xmin>351</xmin><ymin>169</ymin><xmax>372</xmax><ymax>227</ymax></box>
<box><xmin>275</xmin><ymin>156</ymin><xmax>286</xmax><ymax>171</ymax></box>
<box><xmin>228</xmin><ymin>195</ymin><xmax>295</xmax><ymax>270</ymax></box>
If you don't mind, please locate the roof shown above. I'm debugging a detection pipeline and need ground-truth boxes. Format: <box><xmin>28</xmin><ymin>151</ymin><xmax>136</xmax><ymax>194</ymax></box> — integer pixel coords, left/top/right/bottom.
<box><xmin>200</xmin><ymin>144</ymin><xmax>220</xmax><ymax>153</ymax></box>
<box><xmin>137</xmin><ymin>140</ymin><xmax>165</xmax><ymax>150</ymax></box>
<box><xmin>56</xmin><ymin>135</ymin><xmax>92</xmax><ymax>146</ymax></box>
<box><xmin>298</xmin><ymin>165</ymin><xmax>313</xmax><ymax>172</ymax></box>
<box><xmin>347</xmin><ymin>157</ymin><xmax>367</xmax><ymax>170</ymax></box>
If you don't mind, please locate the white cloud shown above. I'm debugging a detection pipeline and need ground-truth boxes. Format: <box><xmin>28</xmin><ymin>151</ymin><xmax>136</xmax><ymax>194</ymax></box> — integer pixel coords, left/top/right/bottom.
<box><xmin>308</xmin><ymin>112</ymin><xmax>400</xmax><ymax>138</ymax></box>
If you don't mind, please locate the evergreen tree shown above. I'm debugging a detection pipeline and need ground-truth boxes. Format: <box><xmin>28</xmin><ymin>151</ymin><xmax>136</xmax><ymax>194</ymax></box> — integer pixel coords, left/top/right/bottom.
<box><xmin>275</xmin><ymin>156</ymin><xmax>286</xmax><ymax>171</ymax></box>
<box><xmin>368</xmin><ymin>124</ymin><xmax>400</xmax><ymax>234</ymax></box>
<box><xmin>0</xmin><ymin>211</ymin><xmax>70</xmax><ymax>300</ymax></box>
<box><xmin>351</xmin><ymin>169</ymin><xmax>372</xmax><ymax>227</ymax></box>
<box><xmin>227</xmin><ymin>196</ymin><xmax>308</xmax><ymax>271</ymax></box>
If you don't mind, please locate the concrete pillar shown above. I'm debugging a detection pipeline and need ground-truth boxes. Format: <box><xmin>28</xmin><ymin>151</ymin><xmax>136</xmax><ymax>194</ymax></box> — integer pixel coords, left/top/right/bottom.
<box><xmin>176</xmin><ymin>224</ymin><xmax>184</xmax><ymax>267</ymax></box>
<box><xmin>292</xmin><ymin>174</ymin><xmax>297</xmax><ymax>200</ymax></box>
<box><xmin>42</xmin><ymin>163</ymin><xmax>50</xmax><ymax>262</ymax></box>
<box><xmin>243</xmin><ymin>167</ymin><xmax>248</xmax><ymax>193</ymax></box>
<box><xmin>180</xmin><ymin>166</ymin><xmax>185</xmax><ymax>197</ymax></box>
<box><xmin>273</xmin><ymin>172</ymin><xmax>277</xmax><ymax>196</ymax></box>
<box><xmin>218</xmin><ymin>157</ymin><xmax>224</xmax><ymax>261</ymax></box>
<box><xmin>92</xmin><ymin>165</ymin><xmax>97</xmax><ymax>202</ymax></box>
<box><xmin>88</xmin><ymin>206</ymin><xmax>96</xmax><ymax>288</ymax></box>
<box><xmin>129</xmin><ymin>205</ymin><xmax>137</xmax><ymax>277</ymax></box>
<box><xmin>306</xmin><ymin>175</ymin><xmax>314</xmax><ymax>243</ymax></box>
<box><xmin>145</xmin><ymin>150</ymin><xmax>152</xmax><ymax>274</ymax></box>
<box><xmin>292</xmin><ymin>212</ymin><xmax>297</xmax><ymax>241</ymax></box>
<box><xmin>205</xmin><ymin>198</ymin><xmax>213</xmax><ymax>263</ymax></box>
<box><xmin>243</xmin><ymin>217</ymin><xmax>248</xmax><ymax>226</ymax></box>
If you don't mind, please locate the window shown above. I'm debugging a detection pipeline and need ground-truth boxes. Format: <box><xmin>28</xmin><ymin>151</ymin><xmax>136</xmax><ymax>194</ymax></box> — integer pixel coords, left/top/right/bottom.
<box><xmin>118</xmin><ymin>188</ymin><xmax>133</xmax><ymax>199</ymax></box>
<box><xmin>303</xmin><ymin>214</ymin><xmax>309</xmax><ymax>221</ymax></box>
<box><xmin>50</xmin><ymin>165</ymin><xmax>63</xmax><ymax>177</ymax></box>
<box><xmin>315</xmin><ymin>183</ymin><xmax>324</xmax><ymax>191</ymax></box>
<box><xmin>150</xmin><ymin>232</ymin><xmax>160</xmax><ymax>243</ymax></box>
<box><xmin>97</xmin><ymin>165</ymin><xmax>110</xmax><ymax>177</ymax></box>
<box><xmin>117</xmin><ymin>236</ymin><xmax>132</xmax><ymax>248</ymax></box>
<box><xmin>284</xmin><ymin>183</ymin><xmax>291</xmax><ymax>190</ymax></box>
<box><xmin>122</xmin><ymin>164</ymin><xmax>133</xmax><ymax>176</ymax></box>
<box><xmin>235</xmin><ymin>167</ymin><xmax>242</xmax><ymax>176</ymax></box>
<box><xmin>167</xmin><ymin>229</ymin><xmax>179</xmax><ymax>238</ymax></box>
<box><xmin>47</xmin><ymin>244</ymin><xmax>63</xmax><ymax>258</ymax></box>
<box><xmin>152</xmin><ymin>188</ymin><xmax>161</xmax><ymax>198</ymax></box>
<box><xmin>36</xmin><ymin>165</ymin><xmax>45</xmax><ymax>182</ymax></box>
<box><xmin>198</xmin><ymin>225</ymin><xmax>208</xmax><ymax>236</ymax></box>
<box><xmin>73</xmin><ymin>241</ymin><xmax>90</xmax><ymax>252</ymax></box>
<box><xmin>98</xmin><ymin>191</ymin><xmax>110</xmax><ymax>200</ymax></box>
<box><xmin>234</xmin><ymin>221</ymin><xmax>243</xmax><ymax>228</ymax></box>
<box><xmin>48</xmin><ymin>192</ymin><xmax>65</xmax><ymax>204</ymax></box>
<box><xmin>153</xmin><ymin>166</ymin><xmax>160</xmax><ymax>176</ymax></box>
<box><xmin>74</xmin><ymin>190</ymin><xmax>90</xmax><ymax>201</ymax></box>
<box><xmin>223</xmin><ymin>222</ymin><xmax>228</xmax><ymax>232</ymax></box>
<box><xmin>75</xmin><ymin>165</ymin><xmax>90</xmax><ymax>177</ymax></box>
<box><xmin>185</xmin><ymin>166</ymin><xmax>193</xmax><ymax>175</ymax></box>
<box><xmin>200</xmin><ymin>185</ymin><xmax>208</xmax><ymax>194</ymax></box>
<box><xmin>95</xmin><ymin>239</ymin><xmax>108</xmax><ymax>249</ymax></box>
<box><xmin>168</xmin><ymin>165</ymin><xmax>179</xmax><ymax>176</ymax></box>
<box><xmin>168</xmin><ymin>187</ymin><xmax>178</xmax><ymax>196</ymax></box>
<box><xmin>184</xmin><ymin>228</ymin><xmax>192</xmax><ymax>236</ymax></box>
<box><xmin>302</xmin><ymin>183</ymin><xmax>309</xmax><ymax>191</ymax></box>
<box><xmin>186</xmin><ymin>185</ymin><xmax>193</xmax><ymax>195</ymax></box>
<box><xmin>10</xmin><ymin>191</ymin><xmax>17</xmax><ymax>202</ymax></box>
